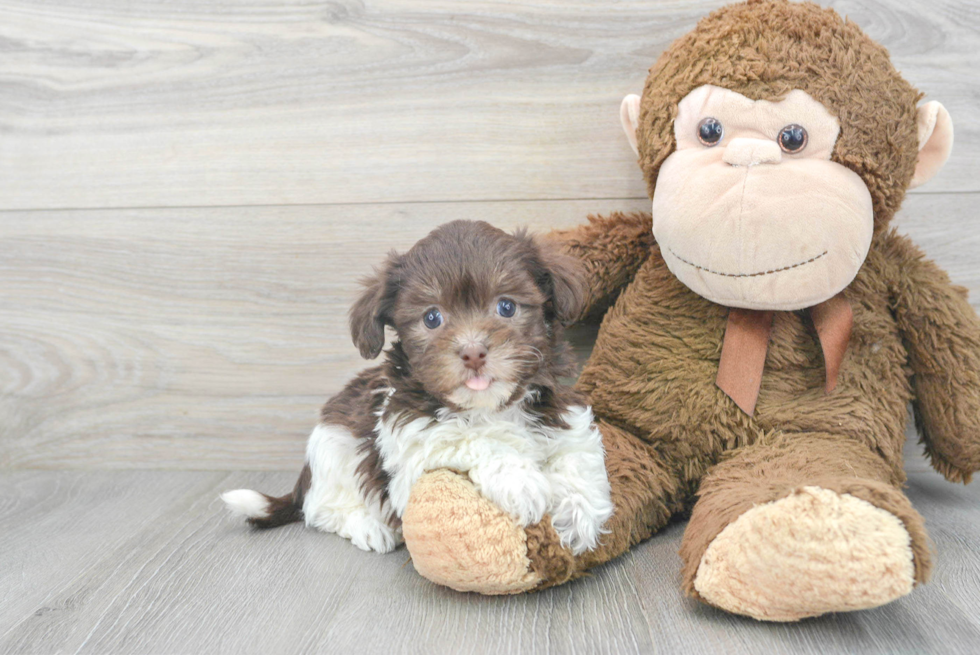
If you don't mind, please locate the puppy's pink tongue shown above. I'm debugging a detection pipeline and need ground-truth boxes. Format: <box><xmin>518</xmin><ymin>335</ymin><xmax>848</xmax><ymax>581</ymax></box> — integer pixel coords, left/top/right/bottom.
<box><xmin>465</xmin><ymin>375</ymin><xmax>491</xmax><ymax>391</ymax></box>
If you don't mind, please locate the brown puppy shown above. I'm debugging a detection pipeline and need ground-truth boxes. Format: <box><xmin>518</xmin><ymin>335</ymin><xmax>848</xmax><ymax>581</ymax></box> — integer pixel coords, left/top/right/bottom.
<box><xmin>222</xmin><ymin>220</ymin><xmax>613</xmax><ymax>554</ymax></box>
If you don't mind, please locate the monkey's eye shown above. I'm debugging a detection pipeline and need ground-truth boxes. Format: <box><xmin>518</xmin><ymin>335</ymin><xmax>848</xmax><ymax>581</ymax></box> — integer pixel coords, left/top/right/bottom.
<box><xmin>422</xmin><ymin>308</ymin><xmax>443</xmax><ymax>329</ymax></box>
<box><xmin>697</xmin><ymin>117</ymin><xmax>724</xmax><ymax>146</ymax></box>
<box><xmin>496</xmin><ymin>299</ymin><xmax>516</xmax><ymax>318</ymax></box>
<box><xmin>778</xmin><ymin>124</ymin><xmax>808</xmax><ymax>153</ymax></box>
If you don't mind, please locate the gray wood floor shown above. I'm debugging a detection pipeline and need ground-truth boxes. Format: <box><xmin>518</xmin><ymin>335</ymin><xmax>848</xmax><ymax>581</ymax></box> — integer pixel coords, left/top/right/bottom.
<box><xmin>2</xmin><ymin>0</ymin><xmax>980</xmax><ymax>653</ymax></box>
<box><xmin>2</xmin><ymin>439</ymin><xmax>979</xmax><ymax>655</ymax></box>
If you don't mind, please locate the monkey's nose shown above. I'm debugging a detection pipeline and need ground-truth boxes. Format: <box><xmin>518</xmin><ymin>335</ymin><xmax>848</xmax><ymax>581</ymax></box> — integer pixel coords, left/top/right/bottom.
<box><xmin>460</xmin><ymin>344</ymin><xmax>488</xmax><ymax>371</ymax></box>
<box><xmin>723</xmin><ymin>138</ymin><xmax>782</xmax><ymax>167</ymax></box>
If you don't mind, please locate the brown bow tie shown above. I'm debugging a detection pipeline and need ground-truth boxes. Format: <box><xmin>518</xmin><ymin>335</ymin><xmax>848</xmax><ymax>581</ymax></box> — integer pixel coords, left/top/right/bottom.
<box><xmin>715</xmin><ymin>294</ymin><xmax>853</xmax><ymax>415</ymax></box>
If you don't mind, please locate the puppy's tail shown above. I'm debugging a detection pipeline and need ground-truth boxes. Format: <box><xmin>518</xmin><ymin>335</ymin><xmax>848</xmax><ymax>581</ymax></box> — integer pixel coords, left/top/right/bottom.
<box><xmin>221</xmin><ymin>465</ymin><xmax>310</xmax><ymax>529</ymax></box>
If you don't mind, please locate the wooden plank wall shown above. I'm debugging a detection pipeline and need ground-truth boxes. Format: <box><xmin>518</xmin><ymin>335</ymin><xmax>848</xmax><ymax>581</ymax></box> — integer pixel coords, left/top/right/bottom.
<box><xmin>2</xmin><ymin>0</ymin><xmax>979</xmax><ymax>470</ymax></box>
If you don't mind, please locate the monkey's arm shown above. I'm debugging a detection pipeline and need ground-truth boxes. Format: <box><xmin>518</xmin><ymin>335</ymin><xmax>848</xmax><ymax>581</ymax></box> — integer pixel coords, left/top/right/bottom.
<box><xmin>885</xmin><ymin>231</ymin><xmax>980</xmax><ymax>483</ymax></box>
<box><xmin>547</xmin><ymin>212</ymin><xmax>654</xmax><ymax>323</ymax></box>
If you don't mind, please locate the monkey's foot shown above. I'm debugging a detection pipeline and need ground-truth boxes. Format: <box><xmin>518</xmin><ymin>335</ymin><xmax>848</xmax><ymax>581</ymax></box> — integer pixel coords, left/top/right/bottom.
<box><xmin>402</xmin><ymin>469</ymin><xmax>576</xmax><ymax>594</ymax></box>
<box><xmin>693</xmin><ymin>486</ymin><xmax>916</xmax><ymax>621</ymax></box>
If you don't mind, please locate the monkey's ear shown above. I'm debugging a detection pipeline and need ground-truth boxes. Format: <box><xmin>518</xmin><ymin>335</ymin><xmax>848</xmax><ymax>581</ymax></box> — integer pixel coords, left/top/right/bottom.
<box><xmin>348</xmin><ymin>253</ymin><xmax>401</xmax><ymax>359</ymax></box>
<box><xmin>910</xmin><ymin>101</ymin><xmax>954</xmax><ymax>189</ymax></box>
<box><xmin>534</xmin><ymin>237</ymin><xmax>586</xmax><ymax>326</ymax></box>
<box><xmin>620</xmin><ymin>94</ymin><xmax>641</xmax><ymax>156</ymax></box>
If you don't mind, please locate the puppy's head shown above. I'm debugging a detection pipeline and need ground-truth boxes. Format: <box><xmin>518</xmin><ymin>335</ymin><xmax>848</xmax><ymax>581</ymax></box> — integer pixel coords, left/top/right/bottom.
<box><xmin>349</xmin><ymin>220</ymin><xmax>584</xmax><ymax>411</ymax></box>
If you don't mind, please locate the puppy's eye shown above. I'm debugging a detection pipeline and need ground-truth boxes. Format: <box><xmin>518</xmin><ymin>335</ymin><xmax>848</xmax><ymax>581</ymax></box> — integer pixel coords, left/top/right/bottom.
<box><xmin>697</xmin><ymin>117</ymin><xmax>723</xmax><ymax>146</ymax></box>
<box><xmin>778</xmin><ymin>124</ymin><xmax>808</xmax><ymax>153</ymax></box>
<box><xmin>422</xmin><ymin>308</ymin><xmax>443</xmax><ymax>329</ymax></box>
<box><xmin>496</xmin><ymin>299</ymin><xmax>516</xmax><ymax>318</ymax></box>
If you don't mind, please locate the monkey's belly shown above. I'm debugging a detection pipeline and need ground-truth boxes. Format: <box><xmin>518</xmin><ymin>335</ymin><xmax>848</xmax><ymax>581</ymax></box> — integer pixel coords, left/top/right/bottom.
<box><xmin>577</xmin><ymin>249</ymin><xmax>911</xmax><ymax>470</ymax></box>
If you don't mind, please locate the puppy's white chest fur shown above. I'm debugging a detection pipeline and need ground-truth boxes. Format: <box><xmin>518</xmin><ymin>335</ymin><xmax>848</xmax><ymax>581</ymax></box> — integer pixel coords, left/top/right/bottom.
<box><xmin>375</xmin><ymin>395</ymin><xmax>614</xmax><ymax>555</ymax></box>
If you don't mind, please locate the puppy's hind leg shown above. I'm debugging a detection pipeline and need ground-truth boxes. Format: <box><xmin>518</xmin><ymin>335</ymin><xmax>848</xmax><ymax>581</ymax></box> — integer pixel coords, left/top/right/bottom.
<box><xmin>221</xmin><ymin>464</ymin><xmax>310</xmax><ymax>529</ymax></box>
<box><xmin>303</xmin><ymin>424</ymin><xmax>401</xmax><ymax>553</ymax></box>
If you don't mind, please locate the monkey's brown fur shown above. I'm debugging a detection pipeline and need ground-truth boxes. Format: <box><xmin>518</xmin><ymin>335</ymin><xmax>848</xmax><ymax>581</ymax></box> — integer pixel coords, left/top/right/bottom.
<box><xmin>401</xmin><ymin>0</ymin><xmax>980</xmax><ymax>615</ymax></box>
<box><xmin>533</xmin><ymin>193</ymin><xmax>980</xmax><ymax>592</ymax></box>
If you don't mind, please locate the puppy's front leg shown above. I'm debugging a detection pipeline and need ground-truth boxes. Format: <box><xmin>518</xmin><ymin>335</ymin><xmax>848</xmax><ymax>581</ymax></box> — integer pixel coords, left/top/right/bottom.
<box><xmin>468</xmin><ymin>457</ymin><xmax>552</xmax><ymax>528</ymax></box>
<box><xmin>543</xmin><ymin>409</ymin><xmax>614</xmax><ymax>555</ymax></box>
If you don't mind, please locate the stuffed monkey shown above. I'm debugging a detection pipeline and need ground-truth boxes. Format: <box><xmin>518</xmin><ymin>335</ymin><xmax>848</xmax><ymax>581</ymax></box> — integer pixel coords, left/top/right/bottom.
<box><xmin>399</xmin><ymin>0</ymin><xmax>980</xmax><ymax>621</ymax></box>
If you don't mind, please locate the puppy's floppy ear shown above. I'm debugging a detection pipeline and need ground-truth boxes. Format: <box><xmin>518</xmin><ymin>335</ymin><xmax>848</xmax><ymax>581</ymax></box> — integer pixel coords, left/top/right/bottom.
<box><xmin>532</xmin><ymin>235</ymin><xmax>586</xmax><ymax>325</ymax></box>
<box><xmin>349</xmin><ymin>251</ymin><xmax>401</xmax><ymax>359</ymax></box>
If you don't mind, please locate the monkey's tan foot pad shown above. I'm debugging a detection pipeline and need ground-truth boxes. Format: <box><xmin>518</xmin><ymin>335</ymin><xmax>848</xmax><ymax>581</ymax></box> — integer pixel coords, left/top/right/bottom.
<box><xmin>694</xmin><ymin>486</ymin><xmax>915</xmax><ymax>621</ymax></box>
<box><xmin>402</xmin><ymin>469</ymin><xmax>542</xmax><ymax>595</ymax></box>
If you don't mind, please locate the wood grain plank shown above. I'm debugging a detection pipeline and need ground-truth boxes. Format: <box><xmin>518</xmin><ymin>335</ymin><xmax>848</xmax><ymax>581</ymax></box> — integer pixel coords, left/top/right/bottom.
<box><xmin>0</xmin><ymin>0</ymin><xmax>977</xmax><ymax>211</ymax></box>
<box><xmin>2</xmin><ymin>193</ymin><xmax>977</xmax><ymax>470</ymax></box>
<box><xmin>0</xmin><ymin>471</ymin><xmax>234</xmax><ymax>648</ymax></box>
<box><xmin>0</xmin><ymin>198</ymin><xmax>646</xmax><ymax>470</ymax></box>
<box><xmin>1</xmin><ymin>443</ymin><xmax>978</xmax><ymax>654</ymax></box>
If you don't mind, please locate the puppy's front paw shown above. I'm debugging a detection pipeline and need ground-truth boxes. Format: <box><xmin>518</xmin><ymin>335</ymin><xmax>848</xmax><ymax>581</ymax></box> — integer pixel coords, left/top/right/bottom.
<box><xmin>471</xmin><ymin>466</ymin><xmax>550</xmax><ymax>527</ymax></box>
<box><xmin>341</xmin><ymin>510</ymin><xmax>402</xmax><ymax>554</ymax></box>
<box><xmin>550</xmin><ymin>492</ymin><xmax>613</xmax><ymax>555</ymax></box>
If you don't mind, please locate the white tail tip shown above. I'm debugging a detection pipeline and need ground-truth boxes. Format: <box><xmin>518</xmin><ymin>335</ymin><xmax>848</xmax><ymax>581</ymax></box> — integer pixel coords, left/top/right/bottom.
<box><xmin>221</xmin><ymin>489</ymin><xmax>270</xmax><ymax>518</ymax></box>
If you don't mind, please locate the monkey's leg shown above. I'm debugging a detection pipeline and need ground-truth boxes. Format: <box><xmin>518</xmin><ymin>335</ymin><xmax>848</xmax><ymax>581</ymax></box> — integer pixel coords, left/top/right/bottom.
<box><xmin>681</xmin><ymin>431</ymin><xmax>930</xmax><ymax>621</ymax></box>
<box><xmin>401</xmin><ymin>421</ymin><xmax>683</xmax><ymax>594</ymax></box>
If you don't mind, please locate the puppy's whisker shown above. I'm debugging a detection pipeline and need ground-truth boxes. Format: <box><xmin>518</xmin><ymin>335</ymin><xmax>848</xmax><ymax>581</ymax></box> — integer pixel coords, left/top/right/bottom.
<box><xmin>506</xmin><ymin>352</ymin><xmax>544</xmax><ymax>365</ymax></box>
<box><xmin>493</xmin><ymin>358</ymin><xmax>538</xmax><ymax>368</ymax></box>
<box><xmin>525</xmin><ymin>346</ymin><xmax>545</xmax><ymax>362</ymax></box>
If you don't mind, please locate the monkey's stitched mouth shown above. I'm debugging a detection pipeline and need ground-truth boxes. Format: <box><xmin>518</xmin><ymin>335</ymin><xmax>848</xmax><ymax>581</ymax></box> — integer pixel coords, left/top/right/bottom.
<box><xmin>667</xmin><ymin>248</ymin><xmax>829</xmax><ymax>278</ymax></box>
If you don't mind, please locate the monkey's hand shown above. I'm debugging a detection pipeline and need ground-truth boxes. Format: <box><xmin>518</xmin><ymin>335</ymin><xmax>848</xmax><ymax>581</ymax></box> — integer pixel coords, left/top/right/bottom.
<box><xmin>544</xmin><ymin>212</ymin><xmax>654</xmax><ymax>323</ymax></box>
<box><xmin>401</xmin><ymin>469</ymin><xmax>570</xmax><ymax>595</ymax></box>
<box><xmin>886</xmin><ymin>231</ymin><xmax>980</xmax><ymax>483</ymax></box>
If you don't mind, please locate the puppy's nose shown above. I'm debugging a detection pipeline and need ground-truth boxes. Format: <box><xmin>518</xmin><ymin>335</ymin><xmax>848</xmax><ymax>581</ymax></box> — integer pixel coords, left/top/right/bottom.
<box><xmin>460</xmin><ymin>344</ymin><xmax>488</xmax><ymax>371</ymax></box>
